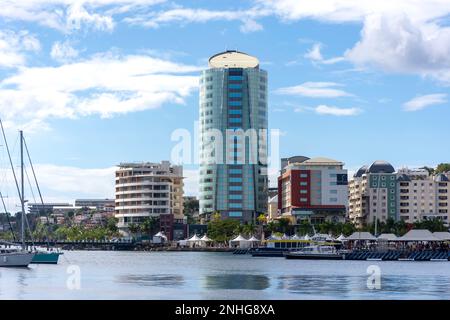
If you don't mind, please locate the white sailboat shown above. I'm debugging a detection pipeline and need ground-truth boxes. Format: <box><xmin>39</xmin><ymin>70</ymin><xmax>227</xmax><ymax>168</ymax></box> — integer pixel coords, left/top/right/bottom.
<box><xmin>0</xmin><ymin>127</ymin><xmax>35</xmax><ymax>267</ymax></box>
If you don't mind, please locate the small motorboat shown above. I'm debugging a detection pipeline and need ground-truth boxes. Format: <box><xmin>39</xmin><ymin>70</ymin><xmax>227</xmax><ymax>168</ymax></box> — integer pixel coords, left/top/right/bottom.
<box><xmin>285</xmin><ymin>245</ymin><xmax>344</xmax><ymax>260</ymax></box>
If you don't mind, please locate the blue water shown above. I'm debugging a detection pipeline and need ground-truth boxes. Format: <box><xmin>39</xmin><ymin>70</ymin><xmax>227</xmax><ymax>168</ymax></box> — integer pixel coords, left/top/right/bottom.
<box><xmin>0</xmin><ymin>251</ymin><xmax>449</xmax><ymax>299</ymax></box>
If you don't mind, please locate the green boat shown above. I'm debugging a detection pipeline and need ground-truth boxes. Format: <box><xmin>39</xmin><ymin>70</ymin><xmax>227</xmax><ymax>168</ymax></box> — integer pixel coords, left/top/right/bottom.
<box><xmin>31</xmin><ymin>252</ymin><xmax>63</xmax><ymax>264</ymax></box>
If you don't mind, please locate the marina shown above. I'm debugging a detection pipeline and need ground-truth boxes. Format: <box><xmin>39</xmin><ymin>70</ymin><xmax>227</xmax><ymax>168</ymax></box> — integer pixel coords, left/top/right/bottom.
<box><xmin>2</xmin><ymin>250</ymin><xmax>450</xmax><ymax>300</ymax></box>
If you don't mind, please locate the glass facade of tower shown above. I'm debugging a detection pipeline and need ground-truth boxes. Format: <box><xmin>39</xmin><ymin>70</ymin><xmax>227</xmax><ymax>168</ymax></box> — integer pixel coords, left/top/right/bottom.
<box><xmin>199</xmin><ymin>51</ymin><xmax>268</xmax><ymax>222</ymax></box>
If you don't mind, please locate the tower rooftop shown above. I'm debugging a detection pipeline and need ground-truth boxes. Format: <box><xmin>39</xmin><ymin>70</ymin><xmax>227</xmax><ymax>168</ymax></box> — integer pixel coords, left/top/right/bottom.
<box><xmin>208</xmin><ymin>50</ymin><xmax>259</xmax><ymax>68</ymax></box>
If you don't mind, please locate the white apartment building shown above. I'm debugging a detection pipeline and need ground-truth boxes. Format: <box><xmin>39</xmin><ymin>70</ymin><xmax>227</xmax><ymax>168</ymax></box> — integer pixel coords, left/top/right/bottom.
<box><xmin>348</xmin><ymin>161</ymin><xmax>397</xmax><ymax>227</ymax></box>
<box><xmin>349</xmin><ymin>163</ymin><xmax>450</xmax><ymax>227</ymax></box>
<box><xmin>397</xmin><ymin>168</ymin><xmax>436</xmax><ymax>223</ymax></box>
<box><xmin>434</xmin><ymin>173</ymin><xmax>450</xmax><ymax>224</ymax></box>
<box><xmin>115</xmin><ymin>161</ymin><xmax>184</xmax><ymax>233</ymax></box>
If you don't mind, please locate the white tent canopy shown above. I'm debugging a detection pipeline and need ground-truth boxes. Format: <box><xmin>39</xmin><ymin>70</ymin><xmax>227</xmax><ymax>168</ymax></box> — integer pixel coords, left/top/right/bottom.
<box><xmin>303</xmin><ymin>234</ymin><xmax>311</xmax><ymax>240</ymax></box>
<box><xmin>311</xmin><ymin>233</ymin><xmax>334</xmax><ymax>241</ymax></box>
<box><xmin>346</xmin><ymin>232</ymin><xmax>377</xmax><ymax>241</ymax></box>
<box><xmin>377</xmin><ymin>233</ymin><xmax>398</xmax><ymax>241</ymax></box>
<box><xmin>398</xmin><ymin>229</ymin><xmax>441</xmax><ymax>241</ymax></box>
<box><xmin>200</xmin><ymin>235</ymin><xmax>212</xmax><ymax>242</ymax></box>
<box><xmin>290</xmin><ymin>234</ymin><xmax>301</xmax><ymax>240</ymax></box>
<box><xmin>248</xmin><ymin>236</ymin><xmax>260</xmax><ymax>242</ymax></box>
<box><xmin>336</xmin><ymin>234</ymin><xmax>346</xmax><ymax>241</ymax></box>
<box><xmin>267</xmin><ymin>234</ymin><xmax>281</xmax><ymax>240</ymax></box>
<box><xmin>433</xmin><ymin>232</ymin><xmax>450</xmax><ymax>241</ymax></box>
<box><xmin>154</xmin><ymin>231</ymin><xmax>166</xmax><ymax>238</ymax></box>
<box><xmin>187</xmin><ymin>234</ymin><xmax>201</xmax><ymax>241</ymax></box>
<box><xmin>229</xmin><ymin>234</ymin><xmax>251</xmax><ymax>248</ymax></box>
<box><xmin>230</xmin><ymin>235</ymin><xmax>249</xmax><ymax>242</ymax></box>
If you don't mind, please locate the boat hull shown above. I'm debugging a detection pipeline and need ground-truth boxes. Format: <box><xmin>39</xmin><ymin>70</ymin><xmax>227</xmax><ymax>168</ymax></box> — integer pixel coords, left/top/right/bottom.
<box><xmin>0</xmin><ymin>252</ymin><xmax>35</xmax><ymax>267</ymax></box>
<box><xmin>252</xmin><ymin>251</ymin><xmax>285</xmax><ymax>257</ymax></box>
<box><xmin>285</xmin><ymin>253</ymin><xmax>343</xmax><ymax>260</ymax></box>
<box><xmin>31</xmin><ymin>252</ymin><xmax>62</xmax><ymax>264</ymax></box>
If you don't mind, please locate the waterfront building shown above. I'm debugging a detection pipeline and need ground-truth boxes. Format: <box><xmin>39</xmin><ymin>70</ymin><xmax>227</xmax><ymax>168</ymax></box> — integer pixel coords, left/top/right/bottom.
<box><xmin>28</xmin><ymin>202</ymin><xmax>72</xmax><ymax>215</ymax></box>
<box><xmin>115</xmin><ymin>161</ymin><xmax>184</xmax><ymax>235</ymax></box>
<box><xmin>434</xmin><ymin>173</ymin><xmax>450</xmax><ymax>224</ymax></box>
<box><xmin>349</xmin><ymin>163</ymin><xmax>450</xmax><ymax>227</ymax></box>
<box><xmin>75</xmin><ymin>198</ymin><xmax>115</xmax><ymax>211</ymax></box>
<box><xmin>277</xmin><ymin>156</ymin><xmax>348</xmax><ymax>224</ymax></box>
<box><xmin>348</xmin><ymin>160</ymin><xmax>397</xmax><ymax>227</ymax></box>
<box><xmin>396</xmin><ymin>168</ymin><xmax>436</xmax><ymax>224</ymax></box>
<box><xmin>198</xmin><ymin>50</ymin><xmax>268</xmax><ymax>222</ymax></box>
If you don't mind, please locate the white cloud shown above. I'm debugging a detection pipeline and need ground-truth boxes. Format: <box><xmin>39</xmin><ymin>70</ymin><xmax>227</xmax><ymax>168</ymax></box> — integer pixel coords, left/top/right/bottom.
<box><xmin>0</xmin><ymin>164</ymin><xmax>115</xmax><ymax>212</ymax></box>
<box><xmin>240</xmin><ymin>19</ymin><xmax>263</xmax><ymax>33</ymax></box>
<box><xmin>0</xmin><ymin>52</ymin><xmax>200</xmax><ymax>129</ymax></box>
<box><xmin>304</xmin><ymin>43</ymin><xmax>323</xmax><ymax>61</ymax></box>
<box><xmin>315</xmin><ymin>104</ymin><xmax>362</xmax><ymax>116</ymax></box>
<box><xmin>66</xmin><ymin>2</ymin><xmax>114</xmax><ymax>31</ymax></box>
<box><xmin>50</xmin><ymin>41</ymin><xmax>79</xmax><ymax>62</ymax></box>
<box><xmin>0</xmin><ymin>30</ymin><xmax>40</xmax><ymax>68</ymax></box>
<box><xmin>0</xmin><ymin>0</ymin><xmax>164</xmax><ymax>32</ymax></box>
<box><xmin>275</xmin><ymin>82</ymin><xmax>353</xmax><ymax>98</ymax></box>
<box><xmin>34</xmin><ymin>164</ymin><xmax>115</xmax><ymax>197</ymax></box>
<box><xmin>304</xmin><ymin>43</ymin><xmax>344</xmax><ymax>65</ymax></box>
<box><xmin>261</xmin><ymin>0</ymin><xmax>450</xmax><ymax>83</ymax></box>
<box><xmin>403</xmin><ymin>94</ymin><xmax>447</xmax><ymax>111</ymax></box>
<box><xmin>183</xmin><ymin>169</ymin><xmax>199</xmax><ymax>196</ymax></box>
<box><xmin>124</xmin><ymin>7</ymin><xmax>269</xmax><ymax>33</ymax></box>
<box><xmin>259</xmin><ymin>0</ymin><xmax>450</xmax><ymax>24</ymax></box>
<box><xmin>345</xmin><ymin>14</ymin><xmax>450</xmax><ymax>83</ymax></box>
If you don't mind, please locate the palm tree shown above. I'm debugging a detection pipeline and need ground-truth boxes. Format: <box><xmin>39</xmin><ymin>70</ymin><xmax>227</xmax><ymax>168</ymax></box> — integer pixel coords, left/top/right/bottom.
<box><xmin>278</xmin><ymin>217</ymin><xmax>290</xmax><ymax>235</ymax></box>
<box><xmin>128</xmin><ymin>223</ymin><xmax>140</xmax><ymax>237</ymax></box>
<box><xmin>242</xmin><ymin>223</ymin><xmax>257</xmax><ymax>237</ymax></box>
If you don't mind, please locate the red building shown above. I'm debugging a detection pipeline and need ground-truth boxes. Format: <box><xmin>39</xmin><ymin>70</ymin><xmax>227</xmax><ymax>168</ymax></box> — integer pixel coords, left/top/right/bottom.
<box><xmin>277</xmin><ymin>156</ymin><xmax>348</xmax><ymax>224</ymax></box>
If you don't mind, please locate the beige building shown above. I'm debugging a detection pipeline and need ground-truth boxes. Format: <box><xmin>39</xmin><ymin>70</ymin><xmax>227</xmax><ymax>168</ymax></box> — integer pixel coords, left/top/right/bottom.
<box><xmin>268</xmin><ymin>195</ymin><xmax>279</xmax><ymax>220</ymax></box>
<box><xmin>115</xmin><ymin>161</ymin><xmax>184</xmax><ymax>233</ymax></box>
<box><xmin>349</xmin><ymin>163</ymin><xmax>450</xmax><ymax>227</ymax></box>
<box><xmin>434</xmin><ymin>173</ymin><xmax>450</xmax><ymax>224</ymax></box>
<box><xmin>349</xmin><ymin>161</ymin><xmax>397</xmax><ymax>227</ymax></box>
<box><xmin>397</xmin><ymin>168</ymin><xmax>436</xmax><ymax>223</ymax></box>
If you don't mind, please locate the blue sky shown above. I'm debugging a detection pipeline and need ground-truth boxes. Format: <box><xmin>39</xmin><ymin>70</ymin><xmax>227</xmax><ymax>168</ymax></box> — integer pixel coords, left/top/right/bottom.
<box><xmin>0</xmin><ymin>0</ymin><xmax>449</xmax><ymax>209</ymax></box>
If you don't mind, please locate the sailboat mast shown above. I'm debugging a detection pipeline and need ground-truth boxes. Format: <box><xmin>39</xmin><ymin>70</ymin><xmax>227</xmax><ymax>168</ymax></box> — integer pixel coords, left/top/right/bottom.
<box><xmin>20</xmin><ymin>130</ymin><xmax>25</xmax><ymax>250</ymax></box>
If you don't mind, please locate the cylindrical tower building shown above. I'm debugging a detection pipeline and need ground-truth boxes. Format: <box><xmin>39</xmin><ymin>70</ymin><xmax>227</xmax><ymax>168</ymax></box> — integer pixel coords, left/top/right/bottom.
<box><xmin>199</xmin><ymin>50</ymin><xmax>268</xmax><ymax>222</ymax></box>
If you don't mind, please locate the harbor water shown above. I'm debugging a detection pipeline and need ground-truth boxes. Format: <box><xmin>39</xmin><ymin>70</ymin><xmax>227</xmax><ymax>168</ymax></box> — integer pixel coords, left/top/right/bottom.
<box><xmin>1</xmin><ymin>250</ymin><xmax>450</xmax><ymax>299</ymax></box>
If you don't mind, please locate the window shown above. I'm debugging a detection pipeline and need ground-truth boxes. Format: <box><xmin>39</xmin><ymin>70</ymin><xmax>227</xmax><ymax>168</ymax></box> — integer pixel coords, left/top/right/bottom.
<box><xmin>300</xmin><ymin>173</ymin><xmax>308</xmax><ymax>178</ymax></box>
<box><xmin>300</xmin><ymin>190</ymin><xmax>307</xmax><ymax>194</ymax></box>
<box><xmin>300</xmin><ymin>198</ymin><xmax>308</xmax><ymax>202</ymax></box>
<box><xmin>229</xmin><ymin>211</ymin><xmax>242</xmax><ymax>217</ymax></box>
<box><xmin>300</xmin><ymin>182</ymin><xmax>308</xmax><ymax>186</ymax></box>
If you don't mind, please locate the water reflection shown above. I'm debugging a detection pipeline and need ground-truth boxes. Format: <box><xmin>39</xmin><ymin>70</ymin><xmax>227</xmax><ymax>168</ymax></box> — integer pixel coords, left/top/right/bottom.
<box><xmin>116</xmin><ymin>274</ymin><xmax>184</xmax><ymax>287</ymax></box>
<box><xmin>277</xmin><ymin>275</ymin><xmax>354</xmax><ymax>296</ymax></box>
<box><xmin>204</xmin><ymin>274</ymin><xmax>270</xmax><ymax>290</ymax></box>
